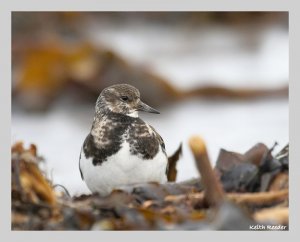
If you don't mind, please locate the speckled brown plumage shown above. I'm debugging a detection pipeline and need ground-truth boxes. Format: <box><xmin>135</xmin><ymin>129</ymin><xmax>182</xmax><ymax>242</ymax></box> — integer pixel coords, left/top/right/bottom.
<box><xmin>79</xmin><ymin>84</ymin><xmax>167</xmax><ymax>184</ymax></box>
<box><xmin>82</xmin><ymin>112</ymin><xmax>165</xmax><ymax>167</ymax></box>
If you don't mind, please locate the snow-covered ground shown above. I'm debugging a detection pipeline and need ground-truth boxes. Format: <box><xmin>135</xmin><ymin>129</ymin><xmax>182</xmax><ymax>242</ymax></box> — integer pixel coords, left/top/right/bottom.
<box><xmin>11</xmin><ymin>22</ymin><xmax>289</xmax><ymax>196</ymax></box>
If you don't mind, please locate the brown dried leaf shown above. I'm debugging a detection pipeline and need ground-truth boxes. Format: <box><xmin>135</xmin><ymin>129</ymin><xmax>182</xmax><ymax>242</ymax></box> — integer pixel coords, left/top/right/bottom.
<box><xmin>167</xmin><ymin>143</ymin><xmax>182</xmax><ymax>182</ymax></box>
<box><xmin>215</xmin><ymin>149</ymin><xmax>244</xmax><ymax>172</ymax></box>
<box><xmin>244</xmin><ymin>143</ymin><xmax>270</xmax><ymax>166</ymax></box>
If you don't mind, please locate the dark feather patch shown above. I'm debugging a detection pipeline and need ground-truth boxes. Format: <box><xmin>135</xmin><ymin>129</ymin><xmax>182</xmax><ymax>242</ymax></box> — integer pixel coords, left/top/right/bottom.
<box><xmin>83</xmin><ymin>113</ymin><xmax>132</xmax><ymax>166</ymax></box>
<box><xmin>80</xmin><ymin>112</ymin><xmax>166</xmax><ymax>167</ymax></box>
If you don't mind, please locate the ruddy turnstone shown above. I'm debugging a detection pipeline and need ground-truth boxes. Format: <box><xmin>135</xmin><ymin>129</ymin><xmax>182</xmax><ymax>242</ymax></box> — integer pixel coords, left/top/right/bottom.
<box><xmin>79</xmin><ymin>84</ymin><xmax>168</xmax><ymax>195</ymax></box>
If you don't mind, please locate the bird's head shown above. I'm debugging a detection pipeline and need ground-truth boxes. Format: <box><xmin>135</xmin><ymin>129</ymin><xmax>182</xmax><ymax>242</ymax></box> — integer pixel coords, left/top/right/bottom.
<box><xmin>96</xmin><ymin>84</ymin><xmax>160</xmax><ymax>117</ymax></box>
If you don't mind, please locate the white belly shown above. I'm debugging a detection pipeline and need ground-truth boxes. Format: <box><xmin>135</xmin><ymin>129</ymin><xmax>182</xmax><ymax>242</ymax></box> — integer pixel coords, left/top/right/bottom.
<box><xmin>79</xmin><ymin>141</ymin><xmax>168</xmax><ymax>195</ymax></box>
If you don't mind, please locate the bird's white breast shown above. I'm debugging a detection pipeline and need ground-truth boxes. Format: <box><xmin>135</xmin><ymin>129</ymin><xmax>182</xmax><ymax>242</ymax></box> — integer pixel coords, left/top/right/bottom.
<box><xmin>79</xmin><ymin>141</ymin><xmax>168</xmax><ymax>196</ymax></box>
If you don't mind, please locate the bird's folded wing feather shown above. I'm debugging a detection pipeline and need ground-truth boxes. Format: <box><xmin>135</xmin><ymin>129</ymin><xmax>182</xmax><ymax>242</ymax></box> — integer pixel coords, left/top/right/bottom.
<box><xmin>149</xmin><ymin>125</ymin><xmax>166</xmax><ymax>155</ymax></box>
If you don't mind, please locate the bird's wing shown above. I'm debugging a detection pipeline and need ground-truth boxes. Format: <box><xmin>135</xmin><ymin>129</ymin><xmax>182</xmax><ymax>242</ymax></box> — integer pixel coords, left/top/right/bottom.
<box><xmin>149</xmin><ymin>125</ymin><xmax>169</xmax><ymax>176</ymax></box>
<box><xmin>149</xmin><ymin>125</ymin><xmax>166</xmax><ymax>156</ymax></box>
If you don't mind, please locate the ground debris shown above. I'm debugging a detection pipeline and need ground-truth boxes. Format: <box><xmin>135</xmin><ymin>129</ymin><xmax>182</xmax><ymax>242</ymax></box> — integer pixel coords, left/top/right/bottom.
<box><xmin>215</xmin><ymin>142</ymin><xmax>288</xmax><ymax>193</ymax></box>
<box><xmin>11</xmin><ymin>140</ymin><xmax>289</xmax><ymax>230</ymax></box>
<box><xmin>12</xmin><ymin>142</ymin><xmax>56</xmax><ymax>206</ymax></box>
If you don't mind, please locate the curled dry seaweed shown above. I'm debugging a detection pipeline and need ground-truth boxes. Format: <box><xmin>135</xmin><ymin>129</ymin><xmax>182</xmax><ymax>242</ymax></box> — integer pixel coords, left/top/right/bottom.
<box><xmin>11</xmin><ymin>142</ymin><xmax>56</xmax><ymax>206</ymax></box>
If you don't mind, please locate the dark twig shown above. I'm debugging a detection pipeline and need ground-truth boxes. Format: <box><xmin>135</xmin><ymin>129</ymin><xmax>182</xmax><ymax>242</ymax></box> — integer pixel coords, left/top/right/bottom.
<box><xmin>52</xmin><ymin>184</ymin><xmax>71</xmax><ymax>198</ymax></box>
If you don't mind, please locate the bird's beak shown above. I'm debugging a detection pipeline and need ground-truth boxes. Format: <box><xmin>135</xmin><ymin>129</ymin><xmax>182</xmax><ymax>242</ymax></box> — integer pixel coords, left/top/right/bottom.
<box><xmin>137</xmin><ymin>100</ymin><xmax>160</xmax><ymax>114</ymax></box>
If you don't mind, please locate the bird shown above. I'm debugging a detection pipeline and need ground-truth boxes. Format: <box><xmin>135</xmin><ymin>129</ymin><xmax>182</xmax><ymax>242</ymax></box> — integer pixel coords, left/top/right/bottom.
<box><xmin>79</xmin><ymin>84</ymin><xmax>168</xmax><ymax>195</ymax></box>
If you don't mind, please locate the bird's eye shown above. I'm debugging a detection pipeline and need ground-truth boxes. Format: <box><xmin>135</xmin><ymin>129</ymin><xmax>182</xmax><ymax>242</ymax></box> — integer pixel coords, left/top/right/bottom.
<box><xmin>121</xmin><ymin>96</ymin><xmax>129</xmax><ymax>101</ymax></box>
